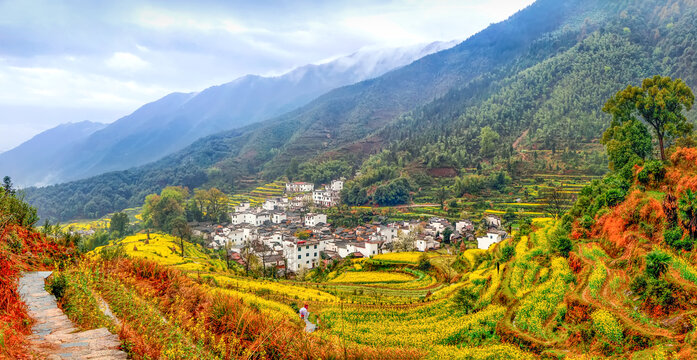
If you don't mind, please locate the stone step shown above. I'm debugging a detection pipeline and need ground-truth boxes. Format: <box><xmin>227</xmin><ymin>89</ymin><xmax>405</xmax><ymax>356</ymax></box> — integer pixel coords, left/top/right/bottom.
<box><xmin>18</xmin><ymin>271</ymin><xmax>129</xmax><ymax>360</ymax></box>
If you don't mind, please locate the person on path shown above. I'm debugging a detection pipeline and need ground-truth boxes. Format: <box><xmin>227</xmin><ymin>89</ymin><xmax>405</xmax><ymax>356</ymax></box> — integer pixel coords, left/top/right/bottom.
<box><xmin>299</xmin><ymin>303</ymin><xmax>316</xmax><ymax>333</ymax></box>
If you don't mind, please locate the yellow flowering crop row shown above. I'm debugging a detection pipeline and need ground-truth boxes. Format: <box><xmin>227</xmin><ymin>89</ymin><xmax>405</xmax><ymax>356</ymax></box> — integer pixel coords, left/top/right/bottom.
<box><xmin>209</xmin><ymin>274</ymin><xmax>338</xmax><ymax>302</ymax></box>
<box><xmin>591</xmin><ymin>309</ymin><xmax>623</xmax><ymax>343</ymax></box>
<box><xmin>372</xmin><ymin>252</ymin><xmax>425</xmax><ymax>264</ymax></box>
<box><xmin>588</xmin><ymin>262</ymin><xmax>607</xmax><ymax>298</ymax></box>
<box><xmin>328</xmin><ymin>271</ymin><xmax>415</xmax><ymax>284</ymax></box>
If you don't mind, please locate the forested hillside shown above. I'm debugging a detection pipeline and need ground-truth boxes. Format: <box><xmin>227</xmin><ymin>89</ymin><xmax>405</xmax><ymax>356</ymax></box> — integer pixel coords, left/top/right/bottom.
<box><xmin>24</xmin><ymin>0</ymin><xmax>697</xmax><ymax>221</ymax></box>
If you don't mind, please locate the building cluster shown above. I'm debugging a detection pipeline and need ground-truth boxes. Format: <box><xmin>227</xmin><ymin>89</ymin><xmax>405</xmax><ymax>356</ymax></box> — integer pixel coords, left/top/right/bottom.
<box><xmin>190</xmin><ymin>178</ymin><xmax>508</xmax><ymax>275</ymax></box>
<box><xmin>193</xmin><ymin>207</ymin><xmax>508</xmax><ymax>275</ymax></box>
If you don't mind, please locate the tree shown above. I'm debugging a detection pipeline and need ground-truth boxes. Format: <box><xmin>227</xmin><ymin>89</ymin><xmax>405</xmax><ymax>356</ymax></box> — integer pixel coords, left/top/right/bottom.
<box><xmin>503</xmin><ymin>208</ymin><xmax>517</xmax><ymax>233</ymax></box>
<box><xmin>452</xmin><ymin>287</ymin><xmax>478</xmax><ymax>314</ymax></box>
<box><xmin>3</xmin><ymin>176</ymin><xmax>15</xmax><ymax>197</ymax></box>
<box><xmin>603</xmin><ymin>76</ymin><xmax>694</xmax><ymax>161</ymax></box>
<box><xmin>601</xmin><ymin>118</ymin><xmax>652</xmax><ymax>173</ymax></box>
<box><xmin>373</xmin><ymin>178</ymin><xmax>411</xmax><ymax>206</ymax></box>
<box><xmin>393</xmin><ymin>230</ymin><xmax>417</xmax><ymax>252</ymax></box>
<box><xmin>442</xmin><ymin>227</ymin><xmax>453</xmax><ymax>244</ymax></box>
<box><xmin>646</xmin><ymin>251</ymin><xmax>671</xmax><ymax>279</ymax></box>
<box><xmin>437</xmin><ymin>186</ymin><xmax>448</xmax><ymax>210</ymax></box>
<box><xmin>170</xmin><ymin>216</ymin><xmax>190</xmax><ymax>257</ymax></box>
<box><xmin>142</xmin><ymin>186</ymin><xmax>188</xmax><ymax>233</ymax></box>
<box><xmin>479</xmin><ymin>126</ymin><xmax>500</xmax><ymax>158</ymax></box>
<box><xmin>541</xmin><ymin>187</ymin><xmax>573</xmax><ymax>219</ymax></box>
<box><xmin>110</xmin><ymin>212</ymin><xmax>129</xmax><ymax>237</ymax></box>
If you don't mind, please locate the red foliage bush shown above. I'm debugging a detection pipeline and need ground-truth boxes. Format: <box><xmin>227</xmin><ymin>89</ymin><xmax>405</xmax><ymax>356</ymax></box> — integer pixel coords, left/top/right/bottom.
<box><xmin>568</xmin><ymin>252</ymin><xmax>584</xmax><ymax>274</ymax></box>
<box><xmin>595</xmin><ymin>190</ymin><xmax>664</xmax><ymax>248</ymax></box>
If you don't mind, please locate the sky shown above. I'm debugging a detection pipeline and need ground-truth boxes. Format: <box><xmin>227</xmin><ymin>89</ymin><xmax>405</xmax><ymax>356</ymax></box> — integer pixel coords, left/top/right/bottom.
<box><xmin>0</xmin><ymin>0</ymin><xmax>535</xmax><ymax>152</ymax></box>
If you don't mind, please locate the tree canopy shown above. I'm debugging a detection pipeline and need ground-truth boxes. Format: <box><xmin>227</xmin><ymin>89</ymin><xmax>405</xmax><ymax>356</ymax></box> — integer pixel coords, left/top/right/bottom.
<box><xmin>603</xmin><ymin>75</ymin><xmax>694</xmax><ymax>161</ymax></box>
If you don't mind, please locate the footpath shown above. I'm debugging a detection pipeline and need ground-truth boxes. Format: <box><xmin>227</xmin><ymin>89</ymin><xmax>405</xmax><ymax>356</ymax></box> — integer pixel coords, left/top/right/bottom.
<box><xmin>18</xmin><ymin>271</ymin><xmax>127</xmax><ymax>360</ymax></box>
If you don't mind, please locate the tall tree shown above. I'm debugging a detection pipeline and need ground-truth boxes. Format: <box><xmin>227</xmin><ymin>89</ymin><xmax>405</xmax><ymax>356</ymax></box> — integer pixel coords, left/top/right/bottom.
<box><xmin>603</xmin><ymin>76</ymin><xmax>694</xmax><ymax>161</ymax></box>
<box><xmin>479</xmin><ymin>126</ymin><xmax>500</xmax><ymax>159</ymax></box>
<box><xmin>109</xmin><ymin>212</ymin><xmax>129</xmax><ymax>237</ymax></box>
<box><xmin>170</xmin><ymin>216</ymin><xmax>190</xmax><ymax>257</ymax></box>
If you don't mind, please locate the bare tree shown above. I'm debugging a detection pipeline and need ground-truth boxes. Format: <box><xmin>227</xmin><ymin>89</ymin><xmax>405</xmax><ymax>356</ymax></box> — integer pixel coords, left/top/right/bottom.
<box><xmin>541</xmin><ymin>187</ymin><xmax>574</xmax><ymax>219</ymax></box>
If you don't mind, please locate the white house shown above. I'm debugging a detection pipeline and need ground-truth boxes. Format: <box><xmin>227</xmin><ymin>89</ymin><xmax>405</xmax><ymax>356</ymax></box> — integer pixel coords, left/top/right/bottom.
<box><xmin>285</xmin><ymin>182</ymin><xmax>315</xmax><ymax>193</ymax></box>
<box><xmin>263</xmin><ymin>199</ymin><xmax>278</xmax><ymax>211</ymax></box>
<box><xmin>330</xmin><ymin>179</ymin><xmax>344</xmax><ymax>192</ymax></box>
<box><xmin>455</xmin><ymin>220</ymin><xmax>474</xmax><ymax>233</ymax></box>
<box><xmin>312</xmin><ymin>190</ymin><xmax>337</xmax><ymax>207</ymax></box>
<box><xmin>377</xmin><ymin>225</ymin><xmax>398</xmax><ymax>243</ymax></box>
<box><xmin>349</xmin><ymin>241</ymin><xmax>380</xmax><ymax>257</ymax></box>
<box><xmin>477</xmin><ymin>231</ymin><xmax>506</xmax><ymax>250</ymax></box>
<box><xmin>272</xmin><ymin>212</ymin><xmax>287</xmax><ymax>224</ymax></box>
<box><xmin>416</xmin><ymin>236</ymin><xmax>438</xmax><ymax>252</ymax></box>
<box><xmin>304</xmin><ymin>213</ymin><xmax>327</xmax><ymax>227</ymax></box>
<box><xmin>234</xmin><ymin>202</ymin><xmax>251</xmax><ymax>213</ymax></box>
<box><xmin>325</xmin><ymin>241</ymin><xmax>352</xmax><ymax>258</ymax></box>
<box><xmin>284</xmin><ymin>239</ymin><xmax>325</xmax><ymax>272</ymax></box>
<box><xmin>484</xmin><ymin>215</ymin><xmax>502</xmax><ymax>228</ymax></box>
<box><xmin>231</xmin><ymin>212</ymin><xmax>270</xmax><ymax>226</ymax></box>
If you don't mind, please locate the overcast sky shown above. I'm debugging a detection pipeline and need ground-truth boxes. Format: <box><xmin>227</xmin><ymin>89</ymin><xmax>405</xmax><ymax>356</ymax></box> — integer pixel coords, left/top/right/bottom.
<box><xmin>0</xmin><ymin>0</ymin><xmax>535</xmax><ymax>151</ymax></box>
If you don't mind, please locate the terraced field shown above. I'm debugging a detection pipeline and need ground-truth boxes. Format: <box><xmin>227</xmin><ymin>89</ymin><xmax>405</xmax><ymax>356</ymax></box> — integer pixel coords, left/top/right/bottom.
<box><xmin>229</xmin><ymin>181</ymin><xmax>286</xmax><ymax>208</ymax></box>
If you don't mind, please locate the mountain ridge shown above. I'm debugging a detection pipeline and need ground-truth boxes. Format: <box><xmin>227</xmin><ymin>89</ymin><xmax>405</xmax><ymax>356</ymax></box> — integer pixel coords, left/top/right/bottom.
<box><xmin>27</xmin><ymin>0</ymin><xmax>697</xmax><ymax>222</ymax></box>
<box><xmin>2</xmin><ymin>41</ymin><xmax>455</xmax><ymax>187</ymax></box>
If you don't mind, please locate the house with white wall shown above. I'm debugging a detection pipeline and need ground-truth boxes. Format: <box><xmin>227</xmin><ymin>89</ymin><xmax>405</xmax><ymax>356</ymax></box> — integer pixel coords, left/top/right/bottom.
<box><xmin>477</xmin><ymin>231</ymin><xmax>506</xmax><ymax>250</ymax></box>
<box><xmin>304</xmin><ymin>213</ymin><xmax>327</xmax><ymax>227</ymax></box>
<box><xmin>330</xmin><ymin>179</ymin><xmax>344</xmax><ymax>192</ymax></box>
<box><xmin>283</xmin><ymin>239</ymin><xmax>325</xmax><ymax>272</ymax></box>
<box><xmin>272</xmin><ymin>212</ymin><xmax>287</xmax><ymax>224</ymax></box>
<box><xmin>285</xmin><ymin>182</ymin><xmax>315</xmax><ymax>193</ymax></box>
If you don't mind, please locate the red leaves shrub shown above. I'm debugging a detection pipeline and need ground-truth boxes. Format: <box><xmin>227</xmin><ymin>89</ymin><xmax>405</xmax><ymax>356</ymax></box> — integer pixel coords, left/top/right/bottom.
<box><xmin>568</xmin><ymin>252</ymin><xmax>584</xmax><ymax>274</ymax></box>
<box><xmin>595</xmin><ymin>190</ymin><xmax>664</xmax><ymax>248</ymax></box>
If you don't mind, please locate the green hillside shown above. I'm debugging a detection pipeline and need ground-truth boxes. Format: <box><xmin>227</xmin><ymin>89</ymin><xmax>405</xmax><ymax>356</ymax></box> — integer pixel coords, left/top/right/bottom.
<box><xmin>25</xmin><ymin>0</ymin><xmax>697</xmax><ymax>221</ymax></box>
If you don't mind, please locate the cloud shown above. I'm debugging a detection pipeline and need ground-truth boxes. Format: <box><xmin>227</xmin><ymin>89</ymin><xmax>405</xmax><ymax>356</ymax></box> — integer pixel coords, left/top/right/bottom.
<box><xmin>105</xmin><ymin>52</ymin><xmax>150</xmax><ymax>71</ymax></box>
<box><xmin>0</xmin><ymin>0</ymin><xmax>535</xmax><ymax>150</ymax></box>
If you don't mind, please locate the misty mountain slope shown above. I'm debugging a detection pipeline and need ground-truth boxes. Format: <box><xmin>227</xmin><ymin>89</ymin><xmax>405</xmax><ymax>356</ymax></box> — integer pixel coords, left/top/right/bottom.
<box><xmin>0</xmin><ymin>121</ymin><xmax>106</xmax><ymax>185</ymax></box>
<box><xmin>3</xmin><ymin>41</ymin><xmax>454</xmax><ymax>187</ymax></box>
<box><xmin>28</xmin><ymin>0</ymin><xmax>694</xmax><ymax>222</ymax></box>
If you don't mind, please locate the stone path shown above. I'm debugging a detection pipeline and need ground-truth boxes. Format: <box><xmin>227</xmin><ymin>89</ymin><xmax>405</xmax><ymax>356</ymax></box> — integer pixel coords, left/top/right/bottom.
<box><xmin>18</xmin><ymin>271</ymin><xmax>127</xmax><ymax>360</ymax></box>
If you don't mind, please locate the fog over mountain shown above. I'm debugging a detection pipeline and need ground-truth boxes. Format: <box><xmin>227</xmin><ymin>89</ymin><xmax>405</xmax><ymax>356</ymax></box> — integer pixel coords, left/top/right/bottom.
<box><xmin>0</xmin><ymin>40</ymin><xmax>456</xmax><ymax>187</ymax></box>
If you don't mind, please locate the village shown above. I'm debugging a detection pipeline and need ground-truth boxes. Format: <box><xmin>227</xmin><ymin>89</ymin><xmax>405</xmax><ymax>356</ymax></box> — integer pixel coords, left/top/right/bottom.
<box><xmin>190</xmin><ymin>179</ymin><xmax>509</xmax><ymax>275</ymax></box>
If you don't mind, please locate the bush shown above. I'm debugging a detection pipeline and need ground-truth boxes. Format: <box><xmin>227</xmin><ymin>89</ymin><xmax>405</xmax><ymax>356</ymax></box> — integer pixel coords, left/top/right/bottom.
<box><xmin>499</xmin><ymin>244</ymin><xmax>515</xmax><ymax>262</ymax></box>
<box><xmin>645</xmin><ymin>250</ymin><xmax>671</xmax><ymax>279</ymax></box>
<box><xmin>580</xmin><ymin>215</ymin><xmax>595</xmax><ymax>230</ymax></box>
<box><xmin>605</xmin><ymin>188</ymin><xmax>625</xmax><ymax>207</ymax></box>
<box><xmin>637</xmin><ymin>160</ymin><xmax>665</xmax><ymax>186</ymax></box>
<box><xmin>47</xmin><ymin>274</ymin><xmax>68</xmax><ymax>300</ymax></box>
<box><xmin>664</xmin><ymin>227</ymin><xmax>692</xmax><ymax>251</ymax></box>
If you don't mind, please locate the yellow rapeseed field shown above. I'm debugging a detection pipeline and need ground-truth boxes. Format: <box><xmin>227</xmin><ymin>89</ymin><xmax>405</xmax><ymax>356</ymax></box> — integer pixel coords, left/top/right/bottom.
<box><xmin>328</xmin><ymin>271</ymin><xmax>415</xmax><ymax>284</ymax></box>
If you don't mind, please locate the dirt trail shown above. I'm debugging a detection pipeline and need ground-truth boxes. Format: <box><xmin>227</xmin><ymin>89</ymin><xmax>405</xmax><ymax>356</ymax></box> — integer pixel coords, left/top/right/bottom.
<box><xmin>18</xmin><ymin>271</ymin><xmax>127</xmax><ymax>360</ymax></box>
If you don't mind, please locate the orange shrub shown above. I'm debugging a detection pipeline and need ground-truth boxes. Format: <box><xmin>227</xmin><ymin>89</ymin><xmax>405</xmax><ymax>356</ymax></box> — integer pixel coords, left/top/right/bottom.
<box><xmin>595</xmin><ymin>191</ymin><xmax>664</xmax><ymax>248</ymax></box>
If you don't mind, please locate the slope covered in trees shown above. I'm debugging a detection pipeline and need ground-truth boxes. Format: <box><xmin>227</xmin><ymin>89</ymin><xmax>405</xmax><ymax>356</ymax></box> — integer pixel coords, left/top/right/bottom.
<box><xmin>23</xmin><ymin>0</ymin><xmax>697</xmax><ymax>221</ymax></box>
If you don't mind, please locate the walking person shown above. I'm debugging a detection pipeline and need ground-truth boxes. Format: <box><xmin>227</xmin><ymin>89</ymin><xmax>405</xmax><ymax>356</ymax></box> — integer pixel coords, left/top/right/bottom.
<box><xmin>299</xmin><ymin>303</ymin><xmax>316</xmax><ymax>333</ymax></box>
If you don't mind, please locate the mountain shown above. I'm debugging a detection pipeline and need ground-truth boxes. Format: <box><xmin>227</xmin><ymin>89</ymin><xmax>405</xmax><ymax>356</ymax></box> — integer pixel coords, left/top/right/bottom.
<box><xmin>0</xmin><ymin>121</ymin><xmax>106</xmax><ymax>184</ymax></box>
<box><xmin>0</xmin><ymin>41</ymin><xmax>456</xmax><ymax>187</ymax></box>
<box><xmin>26</xmin><ymin>0</ymin><xmax>697</xmax><ymax>221</ymax></box>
